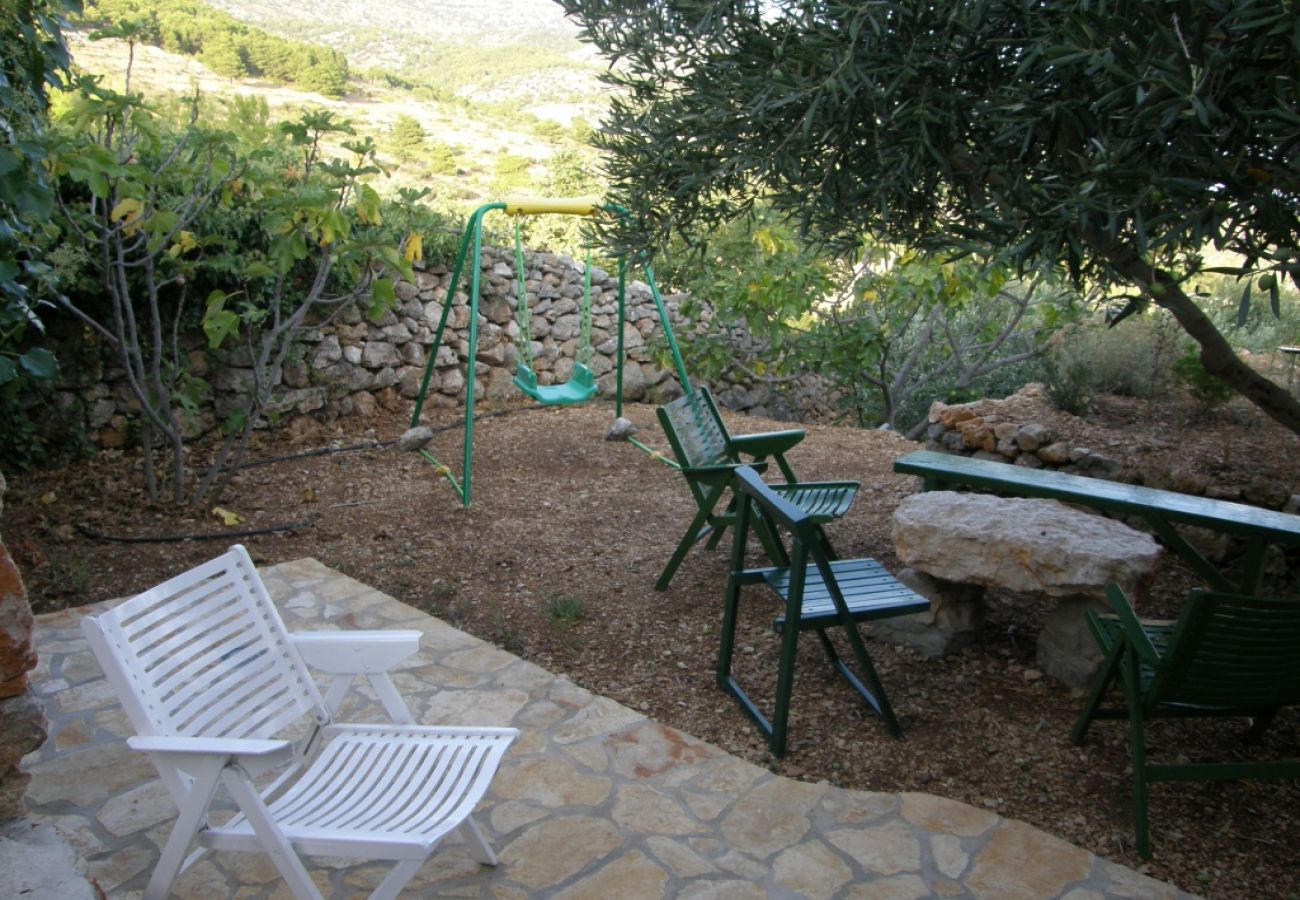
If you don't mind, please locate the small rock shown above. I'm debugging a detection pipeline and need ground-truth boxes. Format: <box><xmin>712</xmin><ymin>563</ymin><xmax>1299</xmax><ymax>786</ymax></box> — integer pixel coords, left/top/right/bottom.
<box><xmin>605</xmin><ymin>417</ymin><xmax>637</xmax><ymax>440</ymax></box>
<box><xmin>396</xmin><ymin>426</ymin><xmax>434</xmax><ymax>452</ymax></box>
<box><xmin>1242</xmin><ymin>478</ymin><xmax>1290</xmax><ymax>510</ymax></box>
<box><xmin>1036</xmin><ymin>441</ymin><xmax>1071</xmax><ymax>465</ymax></box>
<box><xmin>1016</xmin><ymin>424</ymin><xmax>1053</xmax><ymax>451</ymax></box>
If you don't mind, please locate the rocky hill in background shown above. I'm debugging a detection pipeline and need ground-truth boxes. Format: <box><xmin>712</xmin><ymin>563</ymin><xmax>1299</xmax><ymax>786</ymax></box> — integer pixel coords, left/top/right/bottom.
<box><xmin>204</xmin><ymin>0</ymin><xmax>606</xmax><ymax>112</ymax></box>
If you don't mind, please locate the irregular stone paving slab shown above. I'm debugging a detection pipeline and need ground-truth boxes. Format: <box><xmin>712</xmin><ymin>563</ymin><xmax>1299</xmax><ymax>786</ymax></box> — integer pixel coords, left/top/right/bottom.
<box><xmin>22</xmin><ymin>559</ymin><xmax>1200</xmax><ymax>899</ymax></box>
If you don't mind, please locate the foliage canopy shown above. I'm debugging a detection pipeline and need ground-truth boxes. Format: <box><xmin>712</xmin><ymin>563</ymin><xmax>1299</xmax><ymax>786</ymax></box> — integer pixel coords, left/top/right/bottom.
<box><xmin>563</xmin><ymin>0</ymin><xmax>1300</xmax><ymax>433</ymax></box>
<box><xmin>0</xmin><ymin>0</ymin><xmax>79</xmax><ymax>399</ymax></box>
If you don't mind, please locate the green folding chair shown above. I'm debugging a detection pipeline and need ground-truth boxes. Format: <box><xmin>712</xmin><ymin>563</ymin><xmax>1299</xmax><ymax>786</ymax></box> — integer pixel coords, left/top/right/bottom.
<box><xmin>654</xmin><ymin>386</ymin><xmax>858</xmax><ymax>591</ymax></box>
<box><xmin>718</xmin><ymin>466</ymin><xmax>929</xmax><ymax>757</ymax></box>
<box><xmin>1071</xmin><ymin>584</ymin><xmax>1300</xmax><ymax>857</ymax></box>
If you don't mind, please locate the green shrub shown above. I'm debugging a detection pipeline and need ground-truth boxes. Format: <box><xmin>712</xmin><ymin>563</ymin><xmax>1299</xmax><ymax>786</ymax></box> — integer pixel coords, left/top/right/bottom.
<box><xmin>544</xmin><ymin>594</ymin><xmax>585</xmax><ymax>627</ymax></box>
<box><xmin>1172</xmin><ymin>347</ymin><xmax>1235</xmax><ymax>411</ymax></box>
<box><xmin>1040</xmin><ymin>345</ymin><xmax>1094</xmax><ymax>415</ymax></box>
<box><xmin>1042</xmin><ymin>313</ymin><xmax>1182</xmax><ymax>411</ymax></box>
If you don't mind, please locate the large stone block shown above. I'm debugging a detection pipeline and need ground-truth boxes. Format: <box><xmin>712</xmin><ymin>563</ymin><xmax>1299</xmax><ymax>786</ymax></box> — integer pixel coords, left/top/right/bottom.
<box><xmin>893</xmin><ymin>492</ymin><xmax>1161</xmax><ymax>599</ymax></box>
<box><xmin>892</xmin><ymin>491</ymin><xmax>1163</xmax><ymax>686</ymax></box>
<box><xmin>866</xmin><ymin>568</ymin><xmax>983</xmax><ymax>658</ymax></box>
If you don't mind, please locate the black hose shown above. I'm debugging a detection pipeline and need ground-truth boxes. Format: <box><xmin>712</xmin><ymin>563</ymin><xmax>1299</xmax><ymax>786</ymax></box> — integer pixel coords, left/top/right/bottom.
<box><xmin>232</xmin><ymin>407</ymin><xmax>526</xmax><ymax>471</ymax></box>
<box><xmin>76</xmin><ymin>520</ymin><xmax>312</xmax><ymax>544</ymax></box>
<box><xmin>75</xmin><ymin>405</ymin><xmax>540</xmax><ymax>544</ymax></box>
<box><xmin>234</xmin><ymin>439</ymin><xmax>397</xmax><ymax>470</ymax></box>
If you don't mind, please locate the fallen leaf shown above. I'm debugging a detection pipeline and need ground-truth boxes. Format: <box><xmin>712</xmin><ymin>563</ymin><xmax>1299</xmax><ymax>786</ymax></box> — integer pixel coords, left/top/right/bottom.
<box><xmin>212</xmin><ymin>506</ymin><xmax>245</xmax><ymax>526</ymax></box>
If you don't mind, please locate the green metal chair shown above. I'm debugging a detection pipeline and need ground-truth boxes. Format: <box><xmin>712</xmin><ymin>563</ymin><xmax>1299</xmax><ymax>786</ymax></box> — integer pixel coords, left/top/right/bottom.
<box><xmin>654</xmin><ymin>386</ymin><xmax>858</xmax><ymax>591</ymax></box>
<box><xmin>1071</xmin><ymin>584</ymin><xmax>1300</xmax><ymax>857</ymax></box>
<box><xmin>718</xmin><ymin>466</ymin><xmax>929</xmax><ymax>757</ymax></box>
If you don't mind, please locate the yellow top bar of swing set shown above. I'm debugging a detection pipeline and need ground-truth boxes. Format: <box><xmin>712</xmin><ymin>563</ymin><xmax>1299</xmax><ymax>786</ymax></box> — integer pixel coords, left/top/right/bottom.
<box><xmin>503</xmin><ymin>196</ymin><xmax>603</xmax><ymax>217</ymax></box>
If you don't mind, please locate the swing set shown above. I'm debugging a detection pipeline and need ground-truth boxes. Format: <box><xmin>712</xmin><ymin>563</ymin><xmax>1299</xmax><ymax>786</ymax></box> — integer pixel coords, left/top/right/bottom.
<box><xmin>408</xmin><ymin>197</ymin><xmax>692</xmax><ymax>506</ymax></box>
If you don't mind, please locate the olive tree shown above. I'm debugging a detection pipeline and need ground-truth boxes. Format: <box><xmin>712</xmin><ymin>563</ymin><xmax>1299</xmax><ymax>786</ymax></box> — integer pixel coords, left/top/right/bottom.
<box><xmin>562</xmin><ymin>0</ymin><xmax>1300</xmax><ymax>434</ymax></box>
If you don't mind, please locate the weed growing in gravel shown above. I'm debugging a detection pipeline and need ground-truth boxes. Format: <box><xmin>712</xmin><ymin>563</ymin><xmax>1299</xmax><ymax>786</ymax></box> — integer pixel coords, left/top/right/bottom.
<box><xmin>544</xmin><ymin>594</ymin><xmax>586</xmax><ymax>627</ymax></box>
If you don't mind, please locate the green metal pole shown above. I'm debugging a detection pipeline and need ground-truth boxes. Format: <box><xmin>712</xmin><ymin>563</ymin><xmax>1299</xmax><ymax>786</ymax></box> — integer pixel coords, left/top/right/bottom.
<box><xmin>461</xmin><ymin>206</ymin><xmax>495</xmax><ymax>507</ymax></box>
<box><xmin>643</xmin><ymin>262</ymin><xmax>692</xmax><ymax>393</ymax></box>
<box><xmin>410</xmin><ymin>202</ymin><xmax>503</xmax><ymax>506</ymax></box>
<box><xmin>409</xmin><ymin>211</ymin><xmax>480</xmax><ymax>428</ymax></box>
<box><xmin>598</xmin><ymin>201</ymin><xmax>693</xmax><ymax>400</ymax></box>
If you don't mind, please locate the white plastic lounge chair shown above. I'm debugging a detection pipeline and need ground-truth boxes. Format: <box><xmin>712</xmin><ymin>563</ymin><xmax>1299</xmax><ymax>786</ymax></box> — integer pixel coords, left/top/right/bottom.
<box><xmin>80</xmin><ymin>544</ymin><xmax>519</xmax><ymax>900</ymax></box>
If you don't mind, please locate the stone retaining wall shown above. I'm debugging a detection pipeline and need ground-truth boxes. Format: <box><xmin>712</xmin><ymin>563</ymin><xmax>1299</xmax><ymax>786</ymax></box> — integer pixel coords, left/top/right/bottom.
<box><xmin>34</xmin><ymin>243</ymin><xmax>839</xmax><ymax>450</ymax></box>
<box><xmin>925</xmin><ymin>385</ymin><xmax>1299</xmax><ymax>514</ymax></box>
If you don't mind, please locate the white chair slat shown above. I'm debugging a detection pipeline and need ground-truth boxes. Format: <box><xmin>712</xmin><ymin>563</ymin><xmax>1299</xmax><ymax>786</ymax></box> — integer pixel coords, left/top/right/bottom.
<box><xmin>390</xmin><ymin>743</ymin><xmax>476</xmax><ymax>833</ymax></box>
<box><xmin>188</xmin><ymin>677</ymin><xmax>301</xmax><ymax>739</ymax></box>
<box><xmin>356</xmin><ymin>742</ymin><xmax>455</xmax><ymax>832</ymax></box>
<box><xmin>141</xmin><ymin>603</ymin><xmax>258</xmax><ymax>684</ymax></box>
<box><xmin>283</xmin><ymin>737</ymin><xmax>396</xmax><ymax>828</ymax></box>
<box><xmin>116</xmin><ymin>559</ymin><xmax>245</xmax><ymax>636</ymax></box>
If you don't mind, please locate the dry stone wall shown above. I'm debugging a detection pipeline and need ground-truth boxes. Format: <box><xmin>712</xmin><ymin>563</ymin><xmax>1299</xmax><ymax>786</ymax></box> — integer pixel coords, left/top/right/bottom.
<box><xmin>40</xmin><ymin>243</ymin><xmax>837</xmax><ymax>451</ymax></box>
<box><xmin>925</xmin><ymin>385</ymin><xmax>1300</xmax><ymax>515</ymax></box>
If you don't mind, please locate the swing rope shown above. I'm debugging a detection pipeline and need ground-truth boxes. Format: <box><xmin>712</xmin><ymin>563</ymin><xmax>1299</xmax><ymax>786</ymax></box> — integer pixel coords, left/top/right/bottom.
<box><xmin>513</xmin><ymin>222</ymin><xmax>536</xmax><ymax>375</ymax></box>
<box><xmin>577</xmin><ymin>249</ymin><xmax>593</xmax><ymax>369</ymax></box>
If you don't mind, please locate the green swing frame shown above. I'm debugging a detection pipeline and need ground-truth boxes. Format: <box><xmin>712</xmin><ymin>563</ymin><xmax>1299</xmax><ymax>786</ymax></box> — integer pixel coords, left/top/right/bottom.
<box><xmin>408</xmin><ymin>197</ymin><xmax>692</xmax><ymax>506</ymax></box>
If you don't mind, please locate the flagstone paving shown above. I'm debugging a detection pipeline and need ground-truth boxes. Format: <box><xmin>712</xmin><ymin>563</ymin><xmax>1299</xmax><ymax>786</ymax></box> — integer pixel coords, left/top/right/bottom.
<box><xmin>22</xmin><ymin>558</ymin><xmax>1197</xmax><ymax>899</ymax></box>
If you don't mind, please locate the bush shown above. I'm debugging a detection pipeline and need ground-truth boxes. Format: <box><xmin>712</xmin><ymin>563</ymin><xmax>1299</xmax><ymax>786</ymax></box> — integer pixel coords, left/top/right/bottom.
<box><xmin>1172</xmin><ymin>348</ymin><xmax>1235</xmax><ymax>412</ymax></box>
<box><xmin>1042</xmin><ymin>313</ymin><xmax>1182</xmax><ymax>412</ymax></box>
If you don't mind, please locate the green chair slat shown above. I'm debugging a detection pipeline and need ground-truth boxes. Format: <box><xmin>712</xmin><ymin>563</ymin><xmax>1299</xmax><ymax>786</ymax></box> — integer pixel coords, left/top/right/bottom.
<box><xmin>763</xmin><ymin>559</ymin><xmax>930</xmax><ymax>630</ymax></box>
<box><xmin>1072</xmin><ymin>585</ymin><xmax>1300</xmax><ymax>857</ymax></box>
<box><xmin>654</xmin><ymin>387</ymin><xmax>860</xmax><ymax>591</ymax></box>
<box><xmin>717</xmin><ymin>466</ymin><xmax>928</xmax><ymax>756</ymax></box>
<box><xmin>773</xmin><ymin>483</ymin><xmax>857</xmax><ymax>520</ymax></box>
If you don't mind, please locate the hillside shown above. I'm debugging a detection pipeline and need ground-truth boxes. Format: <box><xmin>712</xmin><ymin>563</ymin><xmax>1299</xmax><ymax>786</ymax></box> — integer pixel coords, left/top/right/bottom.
<box><xmin>206</xmin><ymin>0</ymin><xmax>584</xmax><ymax>48</ymax></box>
<box><xmin>66</xmin><ymin>29</ymin><xmax>600</xmax><ymax>208</ymax></box>
<box><xmin>203</xmin><ymin>0</ymin><xmax>606</xmax><ymax>113</ymax></box>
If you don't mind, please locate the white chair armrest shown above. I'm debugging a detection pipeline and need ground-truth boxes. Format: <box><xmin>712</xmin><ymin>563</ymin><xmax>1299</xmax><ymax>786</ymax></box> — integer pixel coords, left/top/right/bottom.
<box><xmin>127</xmin><ymin>735</ymin><xmax>293</xmax><ymax>759</ymax></box>
<box><xmin>291</xmin><ymin>630</ymin><xmax>422</xmax><ymax>674</ymax></box>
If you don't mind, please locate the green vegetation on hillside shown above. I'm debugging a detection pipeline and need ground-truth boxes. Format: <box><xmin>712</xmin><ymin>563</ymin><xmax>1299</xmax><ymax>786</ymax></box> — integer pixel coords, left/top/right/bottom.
<box><xmin>80</xmin><ymin>0</ymin><xmax>350</xmax><ymax>95</ymax></box>
<box><xmin>334</xmin><ymin>31</ymin><xmax>594</xmax><ymax>102</ymax></box>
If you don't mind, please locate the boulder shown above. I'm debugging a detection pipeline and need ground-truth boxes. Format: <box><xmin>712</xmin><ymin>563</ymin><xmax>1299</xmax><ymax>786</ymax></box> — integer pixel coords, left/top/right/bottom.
<box><xmin>867</xmin><ymin>568</ymin><xmax>984</xmax><ymax>658</ymax></box>
<box><xmin>892</xmin><ymin>492</ymin><xmax>1161</xmax><ymax>599</ymax></box>
<box><xmin>892</xmin><ymin>491</ymin><xmax>1163</xmax><ymax>687</ymax></box>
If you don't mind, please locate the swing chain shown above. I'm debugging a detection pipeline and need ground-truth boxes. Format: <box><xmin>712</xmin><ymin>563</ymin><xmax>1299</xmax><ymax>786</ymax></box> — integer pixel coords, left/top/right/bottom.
<box><xmin>578</xmin><ymin>250</ymin><xmax>594</xmax><ymax>369</ymax></box>
<box><xmin>513</xmin><ymin>222</ymin><xmax>535</xmax><ymax>372</ymax></box>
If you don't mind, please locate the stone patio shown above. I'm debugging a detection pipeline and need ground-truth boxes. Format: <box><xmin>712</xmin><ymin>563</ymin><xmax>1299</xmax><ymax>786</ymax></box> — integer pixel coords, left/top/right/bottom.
<box><xmin>21</xmin><ymin>558</ymin><xmax>1197</xmax><ymax>899</ymax></box>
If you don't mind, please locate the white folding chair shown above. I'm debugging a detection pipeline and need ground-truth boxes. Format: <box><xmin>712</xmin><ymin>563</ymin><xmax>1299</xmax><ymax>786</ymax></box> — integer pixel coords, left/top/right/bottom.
<box><xmin>80</xmin><ymin>544</ymin><xmax>518</xmax><ymax>900</ymax></box>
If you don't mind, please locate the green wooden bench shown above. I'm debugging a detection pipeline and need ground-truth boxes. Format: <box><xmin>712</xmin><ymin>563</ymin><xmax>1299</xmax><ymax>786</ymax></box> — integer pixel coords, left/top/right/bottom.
<box><xmin>654</xmin><ymin>386</ymin><xmax>858</xmax><ymax>590</ymax></box>
<box><xmin>893</xmin><ymin>449</ymin><xmax>1300</xmax><ymax>594</ymax></box>
<box><xmin>718</xmin><ymin>466</ymin><xmax>929</xmax><ymax>757</ymax></box>
<box><xmin>1071</xmin><ymin>583</ymin><xmax>1300</xmax><ymax>857</ymax></box>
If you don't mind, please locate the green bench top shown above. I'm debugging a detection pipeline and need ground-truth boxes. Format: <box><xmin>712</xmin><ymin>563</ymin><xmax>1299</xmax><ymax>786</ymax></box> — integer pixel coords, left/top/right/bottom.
<box><xmin>893</xmin><ymin>449</ymin><xmax>1300</xmax><ymax>594</ymax></box>
<box><xmin>894</xmin><ymin>450</ymin><xmax>1300</xmax><ymax>542</ymax></box>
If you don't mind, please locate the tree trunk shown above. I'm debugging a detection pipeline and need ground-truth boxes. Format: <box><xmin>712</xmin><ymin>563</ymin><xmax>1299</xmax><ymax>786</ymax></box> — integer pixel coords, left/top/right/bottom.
<box><xmin>1107</xmin><ymin>254</ymin><xmax>1300</xmax><ymax>437</ymax></box>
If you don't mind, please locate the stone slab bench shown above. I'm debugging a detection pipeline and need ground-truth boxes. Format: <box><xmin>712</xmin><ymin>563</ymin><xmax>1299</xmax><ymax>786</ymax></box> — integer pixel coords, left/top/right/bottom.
<box><xmin>883</xmin><ymin>491</ymin><xmax>1163</xmax><ymax>686</ymax></box>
